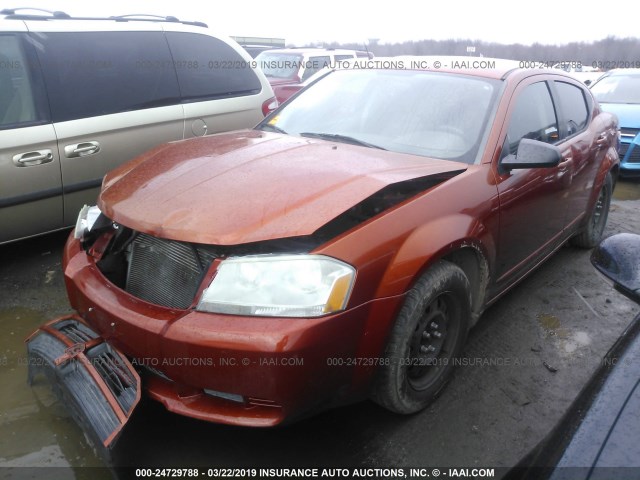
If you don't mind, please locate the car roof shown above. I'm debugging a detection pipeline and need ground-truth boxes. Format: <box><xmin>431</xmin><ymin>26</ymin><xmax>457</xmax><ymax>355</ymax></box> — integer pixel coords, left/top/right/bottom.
<box><xmin>0</xmin><ymin>8</ymin><xmax>207</xmax><ymax>28</ymax></box>
<box><xmin>391</xmin><ymin>56</ymin><xmax>521</xmax><ymax>79</ymax></box>
<box><xmin>258</xmin><ymin>48</ymin><xmax>365</xmax><ymax>56</ymax></box>
<box><xmin>604</xmin><ymin>68</ymin><xmax>640</xmax><ymax>76</ymax></box>
<box><xmin>327</xmin><ymin>56</ymin><xmax>560</xmax><ymax>81</ymax></box>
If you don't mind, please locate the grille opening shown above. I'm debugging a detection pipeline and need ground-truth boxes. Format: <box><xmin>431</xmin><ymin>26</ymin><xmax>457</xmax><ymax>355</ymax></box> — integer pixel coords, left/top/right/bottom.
<box><xmin>620</xmin><ymin>143</ymin><xmax>629</xmax><ymax>156</ymax></box>
<box><xmin>93</xmin><ymin>352</ymin><xmax>131</xmax><ymax>396</ymax></box>
<box><xmin>86</xmin><ymin>344</ymin><xmax>137</xmax><ymax>413</ymax></box>
<box><xmin>125</xmin><ymin>232</ymin><xmax>209</xmax><ymax>309</ymax></box>
<box><xmin>620</xmin><ymin>143</ymin><xmax>640</xmax><ymax>164</ymax></box>
<box><xmin>96</xmin><ymin>228</ymin><xmax>217</xmax><ymax>310</ymax></box>
<box><xmin>57</xmin><ymin>321</ymin><xmax>97</xmax><ymax>343</ymax></box>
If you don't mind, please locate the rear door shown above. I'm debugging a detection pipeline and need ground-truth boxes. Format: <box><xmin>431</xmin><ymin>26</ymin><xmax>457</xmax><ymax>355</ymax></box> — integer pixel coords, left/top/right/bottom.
<box><xmin>29</xmin><ymin>22</ymin><xmax>184</xmax><ymax>225</ymax></box>
<box><xmin>549</xmin><ymin>79</ymin><xmax>602</xmax><ymax>230</ymax></box>
<box><xmin>0</xmin><ymin>29</ymin><xmax>61</xmax><ymax>244</ymax></box>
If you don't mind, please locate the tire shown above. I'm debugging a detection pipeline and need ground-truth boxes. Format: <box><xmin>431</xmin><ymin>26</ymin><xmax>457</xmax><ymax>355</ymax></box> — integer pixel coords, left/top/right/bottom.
<box><xmin>571</xmin><ymin>172</ymin><xmax>613</xmax><ymax>248</ymax></box>
<box><xmin>371</xmin><ymin>260</ymin><xmax>471</xmax><ymax>414</ymax></box>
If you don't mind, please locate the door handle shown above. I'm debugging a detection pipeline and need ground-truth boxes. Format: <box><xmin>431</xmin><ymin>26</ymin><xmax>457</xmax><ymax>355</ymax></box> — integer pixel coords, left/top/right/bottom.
<box><xmin>64</xmin><ymin>141</ymin><xmax>100</xmax><ymax>158</ymax></box>
<box><xmin>13</xmin><ymin>149</ymin><xmax>54</xmax><ymax>166</ymax></box>
<box><xmin>558</xmin><ymin>156</ymin><xmax>573</xmax><ymax>167</ymax></box>
<box><xmin>595</xmin><ymin>133</ymin><xmax>608</xmax><ymax>147</ymax></box>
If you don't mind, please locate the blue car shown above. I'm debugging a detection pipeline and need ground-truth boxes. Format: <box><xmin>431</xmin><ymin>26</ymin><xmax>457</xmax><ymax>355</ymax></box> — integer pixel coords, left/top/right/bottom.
<box><xmin>591</xmin><ymin>69</ymin><xmax>640</xmax><ymax>177</ymax></box>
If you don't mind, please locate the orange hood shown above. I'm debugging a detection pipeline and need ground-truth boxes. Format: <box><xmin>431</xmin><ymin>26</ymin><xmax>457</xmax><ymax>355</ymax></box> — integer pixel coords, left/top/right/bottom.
<box><xmin>98</xmin><ymin>130</ymin><xmax>467</xmax><ymax>245</ymax></box>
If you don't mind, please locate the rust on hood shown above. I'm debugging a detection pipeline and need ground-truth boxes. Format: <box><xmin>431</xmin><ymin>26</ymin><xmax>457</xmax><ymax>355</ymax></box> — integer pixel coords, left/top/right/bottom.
<box><xmin>98</xmin><ymin>131</ymin><xmax>468</xmax><ymax>245</ymax></box>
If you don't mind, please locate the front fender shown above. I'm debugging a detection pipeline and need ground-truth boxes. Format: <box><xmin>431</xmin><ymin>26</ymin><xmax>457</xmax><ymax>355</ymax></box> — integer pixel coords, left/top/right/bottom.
<box><xmin>374</xmin><ymin>213</ymin><xmax>496</xmax><ymax>300</ymax></box>
<box><xmin>346</xmin><ymin>214</ymin><xmax>496</xmax><ymax>395</ymax></box>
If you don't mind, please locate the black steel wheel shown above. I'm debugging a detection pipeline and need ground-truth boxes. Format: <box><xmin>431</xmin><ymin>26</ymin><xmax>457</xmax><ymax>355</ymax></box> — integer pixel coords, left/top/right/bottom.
<box><xmin>372</xmin><ymin>260</ymin><xmax>471</xmax><ymax>414</ymax></box>
<box><xmin>571</xmin><ymin>172</ymin><xmax>613</xmax><ymax>248</ymax></box>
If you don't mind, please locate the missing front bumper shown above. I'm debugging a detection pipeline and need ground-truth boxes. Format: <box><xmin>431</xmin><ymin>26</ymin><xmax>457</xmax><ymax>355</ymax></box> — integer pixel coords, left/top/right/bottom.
<box><xmin>26</xmin><ymin>315</ymin><xmax>140</xmax><ymax>452</ymax></box>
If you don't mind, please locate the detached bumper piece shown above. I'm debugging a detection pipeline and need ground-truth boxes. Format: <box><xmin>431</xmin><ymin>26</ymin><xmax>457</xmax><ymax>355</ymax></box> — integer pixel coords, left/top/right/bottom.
<box><xmin>26</xmin><ymin>315</ymin><xmax>140</xmax><ymax>452</ymax></box>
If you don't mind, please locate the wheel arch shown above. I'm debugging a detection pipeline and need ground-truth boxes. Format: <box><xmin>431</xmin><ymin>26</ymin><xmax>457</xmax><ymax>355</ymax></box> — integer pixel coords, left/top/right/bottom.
<box><xmin>609</xmin><ymin>161</ymin><xmax>620</xmax><ymax>186</ymax></box>
<box><xmin>578</xmin><ymin>146</ymin><xmax>618</xmax><ymax>234</ymax></box>
<box><xmin>440</xmin><ymin>247</ymin><xmax>490</xmax><ymax>327</ymax></box>
<box><xmin>375</xmin><ymin>213</ymin><xmax>495</xmax><ymax>327</ymax></box>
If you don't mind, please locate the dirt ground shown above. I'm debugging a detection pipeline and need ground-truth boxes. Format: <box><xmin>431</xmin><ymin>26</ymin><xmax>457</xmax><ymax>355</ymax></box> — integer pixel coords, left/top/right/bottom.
<box><xmin>0</xmin><ymin>180</ymin><xmax>639</xmax><ymax>479</ymax></box>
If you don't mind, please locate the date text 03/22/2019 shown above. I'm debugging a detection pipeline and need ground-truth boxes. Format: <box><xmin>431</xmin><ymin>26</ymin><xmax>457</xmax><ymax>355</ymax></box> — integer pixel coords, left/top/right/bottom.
<box><xmin>134</xmin><ymin>467</ymin><xmax>496</xmax><ymax>478</ymax></box>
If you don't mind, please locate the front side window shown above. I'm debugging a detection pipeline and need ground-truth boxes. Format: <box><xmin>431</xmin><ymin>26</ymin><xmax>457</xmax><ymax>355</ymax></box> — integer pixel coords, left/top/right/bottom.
<box><xmin>507</xmin><ymin>82</ymin><xmax>559</xmax><ymax>155</ymax></box>
<box><xmin>35</xmin><ymin>31</ymin><xmax>180</xmax><ymax>122</ymax></box>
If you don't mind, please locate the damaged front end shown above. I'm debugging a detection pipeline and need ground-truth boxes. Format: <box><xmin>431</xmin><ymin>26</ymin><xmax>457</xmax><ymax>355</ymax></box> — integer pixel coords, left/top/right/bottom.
<box><xmin>26</xmin><ymin>315</ymin><xmax>140</xmax><ymax>458</ymax></box>
<box><xmin>24</xmin><ymin>159</ymin><xmax>467</xmax><ymax>434</ymax></box>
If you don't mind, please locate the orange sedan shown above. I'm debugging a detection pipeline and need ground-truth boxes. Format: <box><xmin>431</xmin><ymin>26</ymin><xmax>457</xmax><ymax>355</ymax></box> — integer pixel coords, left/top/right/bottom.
<box><xmin>27</xmin><ymin>59</ymin><xmax>619</xmax><ymax>451</ymax></box>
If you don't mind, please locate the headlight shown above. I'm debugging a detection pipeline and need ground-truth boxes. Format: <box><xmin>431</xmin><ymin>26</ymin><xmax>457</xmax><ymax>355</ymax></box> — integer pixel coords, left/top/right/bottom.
<box><xmin>197</xmin><ymin>255</ymin><xmax>356</xmax><ymax>317</ymax></box>
<box><xmin>74</xmin><ymin>205</ymin><xmax>102</xmax><ymax>239</ymax></box>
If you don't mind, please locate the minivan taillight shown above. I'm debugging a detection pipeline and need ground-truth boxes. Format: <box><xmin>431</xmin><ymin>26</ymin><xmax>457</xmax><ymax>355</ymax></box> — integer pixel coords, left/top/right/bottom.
<box><xmin>262</xmin><ymin>97</ymin><xmax>278</xmax><ymax>116</ymax></box>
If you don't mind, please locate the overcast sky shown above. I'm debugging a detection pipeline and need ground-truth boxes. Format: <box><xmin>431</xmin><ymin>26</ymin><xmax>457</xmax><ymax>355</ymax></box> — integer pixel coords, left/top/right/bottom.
<box><xmin>12</xmin><ymin>1</ymin><xmax>638</xmax><ymax>46</ymax></box>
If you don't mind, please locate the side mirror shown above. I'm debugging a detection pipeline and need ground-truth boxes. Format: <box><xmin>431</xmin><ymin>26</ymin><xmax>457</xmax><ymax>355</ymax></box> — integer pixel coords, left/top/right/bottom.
<box><xmin>591</xmin><ymin>233</ymin><xmax>640</xmax><ymax>304</ymax></box>
<box><xmin>584</xmin><ymin>79</ymin><xmax>592</xmax><ymax>86</ymax></box>
<box><xmin>501</xmin><ymin>138</ymin><xmax>562</xmax><ymax>171</ymax></box>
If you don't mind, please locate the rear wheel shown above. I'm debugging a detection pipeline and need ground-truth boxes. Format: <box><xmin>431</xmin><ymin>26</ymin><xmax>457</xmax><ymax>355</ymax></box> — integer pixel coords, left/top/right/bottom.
<box><xmin>571</xmin><ymin>172</ymin><xmax>613</xmax><ymax>248</ymax></box>
<box><xmin>371</xmin><ymin>260</ymin><xmax>471</xmax><ymax>414</ymax></box>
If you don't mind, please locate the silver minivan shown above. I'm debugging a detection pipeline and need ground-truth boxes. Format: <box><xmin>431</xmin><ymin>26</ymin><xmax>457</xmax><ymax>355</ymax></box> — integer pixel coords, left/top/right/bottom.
<box><xmin>0</xmin><ymin>9</ymin><xmax>276</xmax><ymax>244</ymax></box>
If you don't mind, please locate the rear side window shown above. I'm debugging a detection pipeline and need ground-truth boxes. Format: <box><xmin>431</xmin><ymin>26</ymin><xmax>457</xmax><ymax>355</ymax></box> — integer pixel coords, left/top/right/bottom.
<box><xmin>301</xmin><ymin>56</ymin><xmax>331</xmax><ymax>81</ymax></box>
<box><xmin>554</xmin><ymin>81</ymin><xmax>589</xmax><ymax>136</ymax></box>
<box><xmin>165</xmin><ymin>32</ymin><xmax>262</xmax><ymax>101</ymax></box>
<box><xmin>35</xmin><ymin>32</ymin><xmax>180</xmax><ymax>122</ymax></box>
<box><xmin>334</xmin><ymin>55</ymin><xmax>354</xmax><ymax>62</ymax></box>
<box><xmin>507</xmin><ymin>82</ymin><xmax>559</xmax><ymax>154</ymax></box>
<box><xmin>0</xmin><ymin>34</ymin><xmax>48</xmax><ymax>129</ymax></box>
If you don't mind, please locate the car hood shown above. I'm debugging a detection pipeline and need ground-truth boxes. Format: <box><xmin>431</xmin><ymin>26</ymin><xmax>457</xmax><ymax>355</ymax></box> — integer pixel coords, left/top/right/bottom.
<box><xmin>98</xmin><ymin>130</ymin><xmax>467</xmax><ymax>245</ymax></box>
<box><xmin>599</xmin><ymin>103</ymin><xmax>640</xmax><ymax>129</ymax></box>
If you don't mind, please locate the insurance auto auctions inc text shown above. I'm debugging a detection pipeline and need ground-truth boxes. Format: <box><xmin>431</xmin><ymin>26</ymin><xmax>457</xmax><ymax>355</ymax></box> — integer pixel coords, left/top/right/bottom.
<box><xmin>255</xmin><ymin>467</ymin><xmax>495</xmax><ymax>478</ymax></box>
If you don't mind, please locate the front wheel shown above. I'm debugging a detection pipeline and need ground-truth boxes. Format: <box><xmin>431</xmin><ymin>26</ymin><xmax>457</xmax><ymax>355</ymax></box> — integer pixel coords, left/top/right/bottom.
<box><xmin>571</xmin><ymin>172</ymin><xmax>613</xmax><ymax>248</ymax></box>
<box><xmin>371</xmin><ymin>260</ymin><xmax>471</xmax><ymax>414</ymax></box>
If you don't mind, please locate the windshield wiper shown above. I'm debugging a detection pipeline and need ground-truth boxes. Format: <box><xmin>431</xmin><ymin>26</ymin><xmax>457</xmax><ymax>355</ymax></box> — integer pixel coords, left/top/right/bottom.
<box><xmin>260</xmin><ymin>124</ymin><xmax>288</xmax><ymax>134</ymax></box>
<box><xmin>299</xmin><ymin>132</ymin><xmax>386</xmax><ymax>150</ymax></box>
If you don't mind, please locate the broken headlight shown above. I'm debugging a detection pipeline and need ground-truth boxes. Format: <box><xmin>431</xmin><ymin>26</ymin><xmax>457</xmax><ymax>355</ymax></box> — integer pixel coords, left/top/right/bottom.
<box><xmin>74</xmin><ymin>205</ymin><xmax>102</xmax><ymax>239</ymax></box>
<box><xmin>197</xmin><ymin>255</ymin><xmax>355</xmax><ymax>317</ymax></box>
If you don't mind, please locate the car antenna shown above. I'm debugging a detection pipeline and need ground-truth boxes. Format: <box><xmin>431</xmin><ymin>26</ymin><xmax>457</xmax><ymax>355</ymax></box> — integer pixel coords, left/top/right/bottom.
<box><xmin>364</xmin><ymin>43</ymin><xmax>370</xmax><ymax>58</ymax></box>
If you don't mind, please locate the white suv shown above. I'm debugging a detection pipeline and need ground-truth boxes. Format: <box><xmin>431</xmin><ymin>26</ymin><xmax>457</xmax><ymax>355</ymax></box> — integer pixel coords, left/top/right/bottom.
<box><xmin>0</xmin><ymin>8</ymin><xmax>276</xmax><ymax>244</ymax></box>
